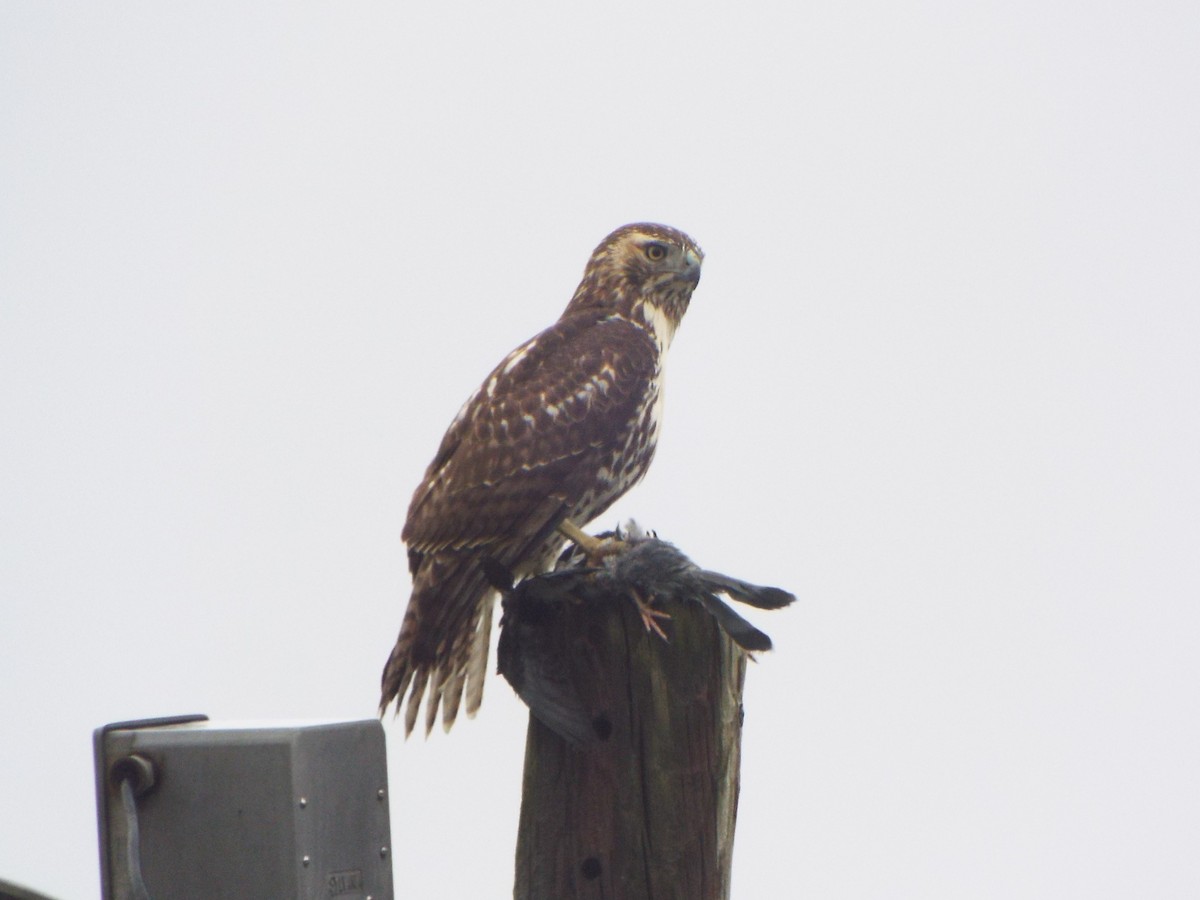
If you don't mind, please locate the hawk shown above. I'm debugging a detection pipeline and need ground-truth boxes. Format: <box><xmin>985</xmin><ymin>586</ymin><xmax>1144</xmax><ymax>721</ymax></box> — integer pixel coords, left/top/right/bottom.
<box><xmin>380</xmin><ymin>223</ymin><xmax>703</xmax><ymax>735</ymax></box>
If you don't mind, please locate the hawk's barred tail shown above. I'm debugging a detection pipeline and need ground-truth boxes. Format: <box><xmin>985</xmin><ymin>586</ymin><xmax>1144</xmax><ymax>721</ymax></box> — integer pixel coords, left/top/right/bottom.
<box><xmin>379</xmin><ymin>552</ymin><xmax>497</xmax><ymax>737</ymax></box>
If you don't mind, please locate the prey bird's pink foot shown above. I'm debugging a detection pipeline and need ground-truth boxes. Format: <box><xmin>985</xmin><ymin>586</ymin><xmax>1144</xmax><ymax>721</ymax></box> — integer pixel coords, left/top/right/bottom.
<box><xmin>630</xmin><ymin>587</ymin><xmax>672</xmax><ymax>641</ymax></box>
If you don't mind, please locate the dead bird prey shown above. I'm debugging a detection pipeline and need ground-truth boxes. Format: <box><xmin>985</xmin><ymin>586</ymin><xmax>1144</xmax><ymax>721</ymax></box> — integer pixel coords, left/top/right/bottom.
<box><xmin>489</xmin><ymin>522</ymin><xmax>795</xmax><ymax>744</ymax></box>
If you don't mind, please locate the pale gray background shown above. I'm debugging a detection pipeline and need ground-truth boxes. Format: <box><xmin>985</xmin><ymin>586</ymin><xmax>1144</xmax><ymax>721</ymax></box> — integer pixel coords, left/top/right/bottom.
<box><xmin>2</xmin><ymin>2</ymin><xmax>1197</xmax><ymax>898</ymax></box>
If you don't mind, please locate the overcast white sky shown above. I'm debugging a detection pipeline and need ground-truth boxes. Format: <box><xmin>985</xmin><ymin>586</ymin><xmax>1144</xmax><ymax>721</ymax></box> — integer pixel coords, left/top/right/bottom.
<box><xmin>2</xmin><ymin>2</ymin><xmax>1198</xmax><ymax>898</ymax></box>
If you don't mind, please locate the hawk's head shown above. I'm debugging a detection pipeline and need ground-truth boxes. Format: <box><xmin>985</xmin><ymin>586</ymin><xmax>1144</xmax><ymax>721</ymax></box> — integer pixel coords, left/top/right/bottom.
<box><xmin>564</xmin><ymin>223</ymin><xmax>703</xmax><ymax>347</ymax></box>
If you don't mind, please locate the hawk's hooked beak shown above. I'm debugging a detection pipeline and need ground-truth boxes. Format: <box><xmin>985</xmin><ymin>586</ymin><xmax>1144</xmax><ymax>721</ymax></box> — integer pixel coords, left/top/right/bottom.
<box><xmin>680</xmin><ymin>248</ymin><xmax>702</xmax><ymax>284</ymax></box>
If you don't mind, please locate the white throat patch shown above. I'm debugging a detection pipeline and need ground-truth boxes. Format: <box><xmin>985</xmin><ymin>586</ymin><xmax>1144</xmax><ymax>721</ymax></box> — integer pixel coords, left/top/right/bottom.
<box><xmin>639</xmin><ymin>301</ymin><xmax>677</xmax><ymax>351</ymax></box>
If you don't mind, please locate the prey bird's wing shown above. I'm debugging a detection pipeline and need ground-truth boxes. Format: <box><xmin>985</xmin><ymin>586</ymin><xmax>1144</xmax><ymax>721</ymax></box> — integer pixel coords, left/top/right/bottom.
<box><xmin>696</xmin><ymin>570</ymin><xmax>796</xmax><ymax>610</ymax></box>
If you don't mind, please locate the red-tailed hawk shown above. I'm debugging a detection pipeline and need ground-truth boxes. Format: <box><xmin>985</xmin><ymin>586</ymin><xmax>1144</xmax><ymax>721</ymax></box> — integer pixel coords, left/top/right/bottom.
<box><xmin>380</xmin><ymin>223</ymin><xmax>703</xmax><ymax>735</ymax></box>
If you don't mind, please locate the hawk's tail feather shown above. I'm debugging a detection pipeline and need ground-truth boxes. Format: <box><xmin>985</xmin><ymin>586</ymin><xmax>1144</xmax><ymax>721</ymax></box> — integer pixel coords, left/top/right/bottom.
<box><xmin>379</xmin><ymin>647</ymin><xmax>415</xmax><ymax>719</ymax></box>
<box><xmin>464</xmin><ymin>595</ymin><xmax>494</xmax><ymax>718</ymax></box>
<box><xmin>404</xmin><ymin>666</ymin><xmax>429</xmax><ymax>737</ymax></box>
<box><xmin>441</xmin><ymin>667</ymin><xmax>467</xmax><ymax>733</ymax></box>
<box><xmin>380</xmin><ymin>549</ymin><xmax>498</xmax><ymax>737</ymax></box>
<box><xmin>423</xmin><ymin>663</ymin><xmax>445</xmax><ymax>737</ymax></box>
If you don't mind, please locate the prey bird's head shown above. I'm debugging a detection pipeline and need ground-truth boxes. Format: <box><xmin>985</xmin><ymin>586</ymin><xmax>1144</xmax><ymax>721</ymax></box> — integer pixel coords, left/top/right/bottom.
<box><xmin>563</xmin><ymin>223</ymin><xmax>703</xmax><ymax>346</ymax></box>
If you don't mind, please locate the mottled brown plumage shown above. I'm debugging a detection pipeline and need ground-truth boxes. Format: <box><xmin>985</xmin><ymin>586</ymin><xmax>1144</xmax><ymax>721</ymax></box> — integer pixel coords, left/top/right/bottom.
<box><xmin>380</xmin><ymin>223</ymin><xmax>703</xmax><ymax>735</ymax></box>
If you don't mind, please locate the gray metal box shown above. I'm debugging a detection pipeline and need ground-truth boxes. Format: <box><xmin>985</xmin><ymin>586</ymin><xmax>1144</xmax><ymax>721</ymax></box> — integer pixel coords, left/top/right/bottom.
<box><xmin>94</xmin><ymin>716</ymin><xmax>393</xmax><ymax>900</ymax></box>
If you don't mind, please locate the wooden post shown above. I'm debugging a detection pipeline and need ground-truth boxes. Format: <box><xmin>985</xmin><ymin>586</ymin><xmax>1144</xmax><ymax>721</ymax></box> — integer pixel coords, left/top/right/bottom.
<box><xmin>512</xmin><ymin>590</ymin><xmax>748</xmax><ymax>900</ymax></box>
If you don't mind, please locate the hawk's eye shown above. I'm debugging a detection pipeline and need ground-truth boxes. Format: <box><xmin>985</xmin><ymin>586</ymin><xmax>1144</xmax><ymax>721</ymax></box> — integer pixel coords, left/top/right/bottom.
<box><xmin>644</xmin><ymin>243</ymin><xmax>667</xmax><ymax>262</ymax></box>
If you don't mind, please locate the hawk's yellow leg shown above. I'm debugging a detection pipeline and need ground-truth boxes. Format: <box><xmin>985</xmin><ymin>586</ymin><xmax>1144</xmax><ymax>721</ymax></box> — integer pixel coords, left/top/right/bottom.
<box><xmin>557</xmin><ymin>518</ymin><xmax>627</xmax><ymax>560</ymax></box>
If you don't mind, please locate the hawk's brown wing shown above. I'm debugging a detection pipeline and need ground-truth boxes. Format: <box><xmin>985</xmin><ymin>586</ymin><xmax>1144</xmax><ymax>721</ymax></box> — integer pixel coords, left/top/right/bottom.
<box><xmin>403</xmin><ymin>311</ymin><xmax>659</xmax><ymax>557</ymax></box>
